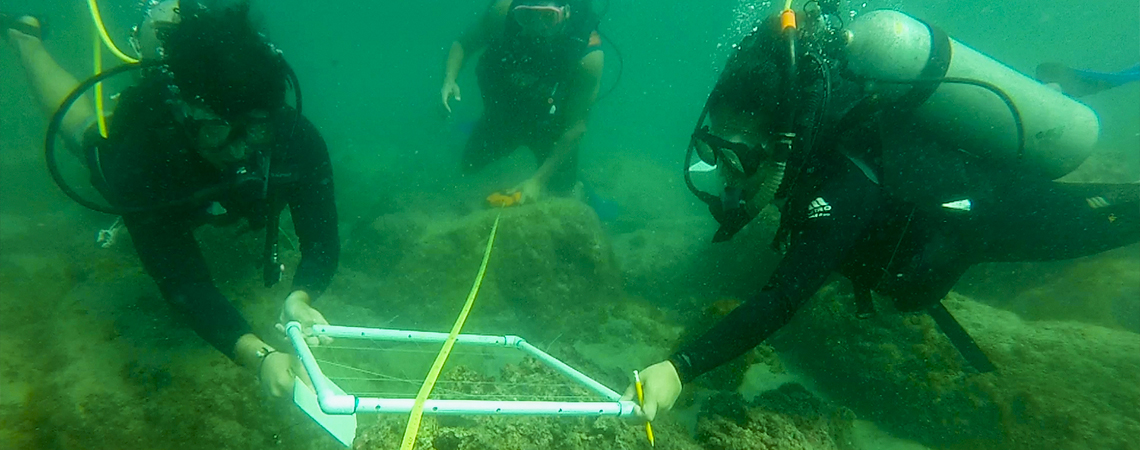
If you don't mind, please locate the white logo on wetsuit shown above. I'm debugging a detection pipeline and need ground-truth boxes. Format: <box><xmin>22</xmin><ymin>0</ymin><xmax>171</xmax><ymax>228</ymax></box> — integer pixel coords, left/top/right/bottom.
<box><xmin>808</xmin><ymin>197</ymin><xmax>832</xmax><ymax>219</ymax></box>
<box><xmin>1086</xmin><ymin>196</ymin><xmax>1111</xmax><ymax>209</ymax></box>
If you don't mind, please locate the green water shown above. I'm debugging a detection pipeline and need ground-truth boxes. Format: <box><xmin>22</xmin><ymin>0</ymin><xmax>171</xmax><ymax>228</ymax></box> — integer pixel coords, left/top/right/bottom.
<box><xmin>1</xmin><ymin>1</ymin><xmax>1137</xmax><ymax>449</ymax></box>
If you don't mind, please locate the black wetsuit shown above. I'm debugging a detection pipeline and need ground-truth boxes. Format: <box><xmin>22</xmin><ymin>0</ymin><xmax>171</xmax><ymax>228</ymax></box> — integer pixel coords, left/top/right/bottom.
<box><xmin>87</xmin><ymin>80</ymin><xmax>339</xmax><ymax>360</ymax></box>
<box><xmin>462</xmin><ymin>1</ymin><xmax>600</xmax><ymax>194</ymax></box>
<box><xmin>670</xmin><ymin>116</ymin><xmax>1140</xmax><ymax>383</ymax></box>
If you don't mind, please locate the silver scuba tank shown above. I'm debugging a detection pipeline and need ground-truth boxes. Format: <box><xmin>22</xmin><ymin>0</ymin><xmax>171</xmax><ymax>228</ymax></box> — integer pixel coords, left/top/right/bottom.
<box><xmin>844</xmin><ymin>9</ymin><xmax>1100</xmax><ymax>180</ymax></box>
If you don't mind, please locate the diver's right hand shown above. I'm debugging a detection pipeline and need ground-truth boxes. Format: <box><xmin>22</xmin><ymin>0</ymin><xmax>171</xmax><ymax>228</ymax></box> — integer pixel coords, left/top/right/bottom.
<box><xmin>441</xmin><ymin>79</ymin><xmax>461</xmax><ymax>113</ymax></box>
<box><xmin>621</xmin><ymin>361</ymin><xmax>683</xmax><ymax>421</ymax></box>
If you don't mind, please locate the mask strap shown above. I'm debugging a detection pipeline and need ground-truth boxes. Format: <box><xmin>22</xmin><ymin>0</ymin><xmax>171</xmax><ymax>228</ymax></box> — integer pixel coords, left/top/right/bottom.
<box><xmin>683</xmin><ymin>99</ymin><xmax>719</xmax><ymax>206</ymax></box>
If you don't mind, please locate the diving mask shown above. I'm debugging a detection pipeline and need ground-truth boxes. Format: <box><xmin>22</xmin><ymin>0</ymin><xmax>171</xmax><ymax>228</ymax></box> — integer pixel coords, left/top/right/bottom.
<box><xmin>187</xmin><ymin>108</ymin><xmax>275</xmax><ymax>166</ymax></box>
<box><xmin>692</xmin><ymin>126</ymin><xmax>770</xmax><ymax>178</ymax></box>
<box><xmin>513</xmin><ymin>4</ymin><xmax>568</xmax><ymax>36</ymax></box>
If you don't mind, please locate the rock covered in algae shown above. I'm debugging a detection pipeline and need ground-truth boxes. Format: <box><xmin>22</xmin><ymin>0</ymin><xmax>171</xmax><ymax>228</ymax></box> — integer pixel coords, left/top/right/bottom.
<box><xmin>956</xmin><ymin>244</ymin><xmax>1140</xmax><ymax>333</ymax></box>
<box><xmin>353</xmin><ymin>358</ymin><xmax>701</xmax><ymax>450</ymax></box>
<box><xmin>0</xmin><ymin>218</ymin><xmax>337</xmax><ymax>450</ymax></box>
<box><xmin>769</xmin><ymin>284</ymin><xmax>1140</xmax><ymax>450</ymax></box>
<box><xmin>339</xmin><ymin>199</ymin><xmax>622</xmax><ymax>339</ymax></box>
<box><xmin>353</xmin><ymin>358</ymin><xmax>855</xmax><ymax>450</ymax></box>
<box><xmin>696</xmin><ymin>384</ymin><xmax>857</xmax><ymax>450</ymax></box>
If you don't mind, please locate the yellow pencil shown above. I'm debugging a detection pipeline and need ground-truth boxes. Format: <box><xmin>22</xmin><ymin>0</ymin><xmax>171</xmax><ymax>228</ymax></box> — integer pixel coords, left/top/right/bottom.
<box><xmin>633</xmin><ymin>370</ymin><xmax>656</xmax><ymax>447</ymax></box>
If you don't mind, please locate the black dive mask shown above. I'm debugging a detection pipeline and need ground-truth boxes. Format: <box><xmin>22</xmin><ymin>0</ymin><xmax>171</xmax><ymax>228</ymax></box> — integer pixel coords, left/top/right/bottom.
<box><xmin>187</xmin><ymin>110</ymin><xmax>276</xmax><ymax>167</ymax></box>
<box><xmin>683</xmin><ymin>103</ymin><xmax>764</xmax><ymax>243</ymax></box>
<box><xmin>692</xmin><ymin>125</ymin><xmax>770</xmax><ymax>178</ymax></box>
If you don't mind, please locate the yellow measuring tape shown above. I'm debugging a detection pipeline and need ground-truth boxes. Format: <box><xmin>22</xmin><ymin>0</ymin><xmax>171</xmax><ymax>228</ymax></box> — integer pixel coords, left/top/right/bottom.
<box><xmin>399</xmin><ymin>211</ymin><xmax>503</xmax><ymax>450</ymax></box>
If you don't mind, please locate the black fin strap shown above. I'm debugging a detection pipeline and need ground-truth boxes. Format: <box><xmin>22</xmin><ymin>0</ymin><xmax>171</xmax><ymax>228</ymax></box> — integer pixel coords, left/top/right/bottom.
<box><xmin>894</xmin><ymin>20</ymin><xmax>952</xmax><ymax>109</ymax></box>
<box><xmin>928</xmin><ymin>302</ymin><xmax>996</xmax><ymax>373</ymax></box>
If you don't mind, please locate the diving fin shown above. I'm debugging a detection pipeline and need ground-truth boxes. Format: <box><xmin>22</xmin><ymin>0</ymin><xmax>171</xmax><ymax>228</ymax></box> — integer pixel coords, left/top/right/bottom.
<box><xmin>1036</xmin><ymin>62</ymin><xmax>1138</xmax><ymax>97</ymax></box>
<box><xmin>1</xmin><ymin>13</ymin><xmax>46</xmax><ymax>40</ymax></box>
<box><xmin>928</xmin><ymin>302</ymin><xmax>995</xmax><ymax>373</ymax></box>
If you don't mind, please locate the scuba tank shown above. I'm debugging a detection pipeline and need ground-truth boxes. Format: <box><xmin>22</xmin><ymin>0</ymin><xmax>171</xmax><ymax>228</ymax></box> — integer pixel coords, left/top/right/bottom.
<box><xmin>844</xmin><ymin>9</ymin><xmax>1100</xmax><ymax>180</ymax></box>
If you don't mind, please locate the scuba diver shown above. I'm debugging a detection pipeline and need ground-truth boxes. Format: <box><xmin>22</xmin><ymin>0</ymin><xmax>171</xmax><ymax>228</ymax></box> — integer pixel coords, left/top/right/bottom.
<box><xmin>441</xmin><ymin>0</ymin><xmax>604</xmax><ymax>204</ymax></box>
<box><xmin>4</xmin><ymin>1</ymin><xmax>339</xmax><ymax>397</ymax></box>
<box><xmin>623</xmin><ymin>6</ymin><xmax>1139</xmax><ymax>420</ymax></box>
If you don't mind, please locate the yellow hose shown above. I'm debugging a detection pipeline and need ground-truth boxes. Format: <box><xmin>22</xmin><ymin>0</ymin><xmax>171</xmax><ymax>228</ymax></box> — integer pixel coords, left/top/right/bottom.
<box><xmin>399</xmin><ymin>211</ymin><xmax>503</xmax><ymax>450</ymax></box>
<box><xmin>87</xmin><ymin>0</ymin><xmax>139</xmax><ymax>64</ymax></box>
<box><xmin>88</xmin><ymin>0</ymin><xmax>141</xmax><ymax>137</ymax></box>
<box><xmin>93</xmin><ymin>29</ymin><xmax>108</xmax><ymax>138</ymax></box>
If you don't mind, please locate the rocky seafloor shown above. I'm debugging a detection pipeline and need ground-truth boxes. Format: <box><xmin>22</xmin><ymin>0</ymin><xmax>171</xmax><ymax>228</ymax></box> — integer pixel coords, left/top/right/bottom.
<box><xmin>351</xmin><ymin>358</ymin><xmax>856</xmax><ymax>450</ymax></box>
<box><xmin>1</xmin><ymin>193</ymin><xmax>1136</xmax><ymax>450</ymax></box>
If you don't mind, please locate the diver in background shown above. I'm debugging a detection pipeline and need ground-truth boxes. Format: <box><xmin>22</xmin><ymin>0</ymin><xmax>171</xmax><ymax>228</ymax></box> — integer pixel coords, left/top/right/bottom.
<box><xmin>441</xmin><ymin>0</ymin><xmax>604</xmax><ymax>204</ymax></box>
<box><xmin>3</xmin><ymin>1</ymin><xmax>339</xmax><ymax>397</ymax></box>
<box><xmin>624</xmin><ymin>10</ymin><xmax>1139</xmax><ymax>419</ymax></box>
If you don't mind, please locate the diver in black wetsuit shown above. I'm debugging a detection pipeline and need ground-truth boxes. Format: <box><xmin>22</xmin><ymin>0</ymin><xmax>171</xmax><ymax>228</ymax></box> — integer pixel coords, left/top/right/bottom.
<box><xmin>623</xmin><ymin>9</ymin><xmax>1139</xmax><ymax>419</ymax></box>
<box><xmin>441</xmin><ymin>0</ymin><xmax>604</xmax><ymax>203</ymax></box>
<box><xmin>5</xmin><ymin>1</ymin><xmax>339</xmax><ymax>397</ymax></box>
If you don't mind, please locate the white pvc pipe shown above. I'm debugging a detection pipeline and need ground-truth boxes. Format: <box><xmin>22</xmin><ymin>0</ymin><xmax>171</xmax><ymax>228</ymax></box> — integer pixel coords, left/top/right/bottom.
<box><xmin>294</xmin><ymin>323</ymin><xmax>635</xmax><ymax>417</ymax></box>
<box><xmin>313</xmin><ymin>325</ymin><xmax>621</xmax><ymax>400</ymax></box>
<box><xmin>354</xmin><ymin>398</ymin><xmax>636</xmax><ymax>417</ymax></box>
<box><xmin>313</xmin><ymin>324</ymin><xmax>524</xmax><ymax>347</ymax></box>
<box><xmin>287</xmin><ymin>322</ymin><xmax>358</xmax><ymax>415</ymax></box>
<box><xmin>516</xmin><ymin>341</ymin><xmax>623</xmax><ymax>401</ymax></box>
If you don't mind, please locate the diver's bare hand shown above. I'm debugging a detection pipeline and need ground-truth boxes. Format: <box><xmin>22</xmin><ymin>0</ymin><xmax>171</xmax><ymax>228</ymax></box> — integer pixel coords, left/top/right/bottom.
<box><xmin>260</xmin><ymin>351</ymin><xmax>305</xmax><ymax>398</ymax></box>
<box><xmin>511</xmin><ymin>177</ymin><xmax>544</xmax><ymax>205</ymax></box>
<box><xmin>621</xmin><ymin>361</ymin><xmax>682</xmax><ymax>421</ymax></box>
<box><xmin>441</xmin><ymin>79</ymin><xmax>461</xmax><ymax>113</ymax></box>
<box><xmin>276</xmin><ymin>290</ymin><xmax>333</xmax><ymax>346</ymax></box>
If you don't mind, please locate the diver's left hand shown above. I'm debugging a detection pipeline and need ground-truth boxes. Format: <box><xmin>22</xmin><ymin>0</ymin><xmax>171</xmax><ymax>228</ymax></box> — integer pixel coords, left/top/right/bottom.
<box><xmin>260</xmin><ymin>351</ymin><xmax>299</xmax><ymax>398</ymax></box>
<box><xmin>276</xmin><ymin>290</ymin><xmax>333</xmax><ymax>346</ymax></box>
<box><xmin>511</xmin><ymin>177</ymin><xmax>544</xmax><ymax>205</ymax></box>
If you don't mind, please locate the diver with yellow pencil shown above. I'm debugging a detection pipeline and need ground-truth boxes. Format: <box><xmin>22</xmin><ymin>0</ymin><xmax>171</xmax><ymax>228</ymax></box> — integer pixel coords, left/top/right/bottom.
<box><xmin>441</xmin><ymin>0</ymin><xmax>604</xmax><ymax>205</ymax></box>
<box><xmin>624</xmin><ymin>1</ymin><xmax>1138</xmax><ymax>429</ymax></box>
<box><xmin>4</xmin><ymin>0</ymin><xmax>340</xmax><ymax>398</ymax></box>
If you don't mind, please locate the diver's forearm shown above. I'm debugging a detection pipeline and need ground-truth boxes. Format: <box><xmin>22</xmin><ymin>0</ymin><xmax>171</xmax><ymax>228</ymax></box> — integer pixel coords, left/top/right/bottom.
<box><xmin>535</xmin><ymin>121</ymin><xmax>586</xmax><ymax>183</ymax></box>
<box><xmin>233</xmin><ymin>333</ymin><xmax>275</xmax><ymax>372</ymax></box>
<box><xmin>444</xmin><ymin>41</ymin><xmax>466</xmax><ymax>83</ymax></box>
<box><xmin>14</xmin><ymin>37</ymin><xmax>95</xmax><ymax>142</ymax></box>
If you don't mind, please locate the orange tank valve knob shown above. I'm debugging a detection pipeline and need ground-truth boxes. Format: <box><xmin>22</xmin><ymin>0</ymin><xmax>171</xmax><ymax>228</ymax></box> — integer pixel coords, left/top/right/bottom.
<box><xmin>780</xmin><ymin>9</ymin><xmax>797</xmax><ymax>31</ymax></box>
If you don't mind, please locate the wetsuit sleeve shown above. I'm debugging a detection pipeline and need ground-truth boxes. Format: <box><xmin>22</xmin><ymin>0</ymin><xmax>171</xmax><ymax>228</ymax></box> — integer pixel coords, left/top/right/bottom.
<box><xmin>125</xmin><ymin>215</ymin><xmax>252</xmax><ymax>360</ymax></box>
<box><xmin>669</xmin><ymin>169</ymin><xmax>883</xmax><ymax>383</ymax></box>
<box><xmin>286</xmin><ymin>120</ymin><xmax>340</xmax><ymax>297</ymax></box>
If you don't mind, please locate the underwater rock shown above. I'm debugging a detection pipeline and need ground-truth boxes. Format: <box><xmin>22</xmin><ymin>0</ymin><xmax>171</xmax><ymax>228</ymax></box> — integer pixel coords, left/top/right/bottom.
<box><xmin>353</xmin><ymin>359</ymin><xmax>853</xmax><ymax>450</ymax></box>
<box><xmin>354</xmin><ymin>358</ymin><xmax>703</xmax><ymax>450</ymax></box>
<box><xmin>611</xmin><ymin>206</ymin><xmax>783</xmax><ymax>310</ymax></box>
<box><xmin>339</xmin><ymin>199</ymin><xmax>623</xmax><ymax>340</ymax></box>
<box><xmin>957</xmin><ymin>244</ymin><xmax>1140</xmax><ymax>333</ymax></box>
<box><xmin>696</xmin><ymin>384</ymin><xmax>857</xmax><ymax>450</ymax></box>
<box><xmin>769</xmin><ymin>284</ymin><xmax>1140</xmax><ymax>450</ymax></box>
